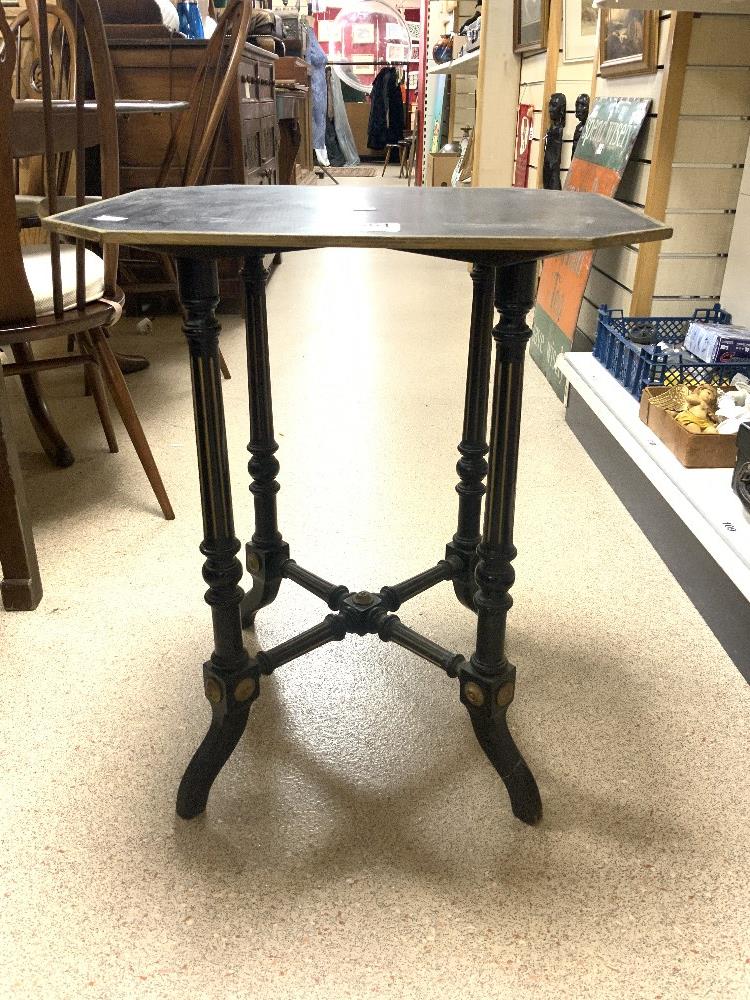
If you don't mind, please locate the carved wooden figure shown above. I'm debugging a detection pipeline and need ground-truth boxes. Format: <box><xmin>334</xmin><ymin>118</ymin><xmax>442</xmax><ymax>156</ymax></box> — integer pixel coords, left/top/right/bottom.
<box><xmin>543</xmin><ymin>92</ymin><xmax>566</xmax><ymax>190</ymax></box>
<box><xmin>572</xmin><ymin>93</ymin><xmax>589</xmax><ymax>158</ymax></box>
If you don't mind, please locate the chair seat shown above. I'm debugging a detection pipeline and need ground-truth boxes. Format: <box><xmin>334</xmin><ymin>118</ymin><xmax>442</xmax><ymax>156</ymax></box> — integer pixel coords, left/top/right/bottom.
<box><xmin>16</xmin><ymin>194</ymin><xmax>102</xmax><ymax>222</ymax></box>
<box><xmin>22</xmin><ymin>244</ymin><xmax>105</xmax><ymax>318</ymax></box>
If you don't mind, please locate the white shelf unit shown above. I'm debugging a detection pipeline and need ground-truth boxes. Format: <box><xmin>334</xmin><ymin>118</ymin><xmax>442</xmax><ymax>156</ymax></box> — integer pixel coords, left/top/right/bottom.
<box><xmin>429</xmin><ymin>50</ymin><xmax>480</xmax><ymax>76</ymax></box>
<box><xmin>594</xmin><ymin>0</ymin><xmax>750</xmax><ymax>11</ymax></box>
<box><xmin>556</xmin><ymin>352</ymin><xmax>750</xmax><ymax>601</ymax></box>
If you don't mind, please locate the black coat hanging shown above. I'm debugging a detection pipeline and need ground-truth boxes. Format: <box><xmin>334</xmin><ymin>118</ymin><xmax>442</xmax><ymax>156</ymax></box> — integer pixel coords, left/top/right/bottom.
<box><xmin>367</xmin><ymin>66</ymin><xmax>404</xmax><ymax>150</ymax></box>
<box><xmin>324</xmin><ymin>67</ymin><xmax>346</xmax><ymax>167</ymax></box>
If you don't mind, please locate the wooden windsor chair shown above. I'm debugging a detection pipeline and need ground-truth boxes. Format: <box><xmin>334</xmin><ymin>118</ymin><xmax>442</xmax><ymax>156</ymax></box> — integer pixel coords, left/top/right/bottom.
<box><xmin>157</xmin><ymin>0</ymin><xmax>254</xmax><ymax>190</ymax></box>
<box><xmin>0</xmin><ymin>0</ymin><xmax>173</xmax><ymax>518</ymax></box>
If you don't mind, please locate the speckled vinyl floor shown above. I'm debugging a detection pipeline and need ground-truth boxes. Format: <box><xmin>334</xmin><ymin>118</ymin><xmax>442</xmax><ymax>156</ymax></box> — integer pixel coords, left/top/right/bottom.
<box><xmin>1</xmin><ymin>234</ymin><xmax>748</xmax><ymax>999</ymax></box>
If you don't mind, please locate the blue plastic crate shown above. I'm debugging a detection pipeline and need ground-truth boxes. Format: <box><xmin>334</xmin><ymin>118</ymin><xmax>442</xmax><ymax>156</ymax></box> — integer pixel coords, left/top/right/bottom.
<box><xmin>591</xmin><ymin>304</ymin><xmax>750</xmax><ymax>399</ymax></box>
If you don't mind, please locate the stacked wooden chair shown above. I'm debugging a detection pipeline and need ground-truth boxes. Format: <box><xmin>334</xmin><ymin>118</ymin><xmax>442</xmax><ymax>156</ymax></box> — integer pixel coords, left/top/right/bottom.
<box><xmin>0</xmin><ymin>0</ymin><xmax>172</xmax><ymax>518</ymax></box>
<box><xmin>120</xmin><ymin>0</ymin><xmax>254</xmax><ymax>322</ymax></box>
<box><xmin>157</xmin><ymin>0</ymin><xmax>254</xmax><ymax>189</ymax></box>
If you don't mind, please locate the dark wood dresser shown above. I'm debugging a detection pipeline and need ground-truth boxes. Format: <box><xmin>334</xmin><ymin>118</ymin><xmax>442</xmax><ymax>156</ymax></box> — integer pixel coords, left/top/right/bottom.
<box><xmin>107</xmin><ymin>34</ymin><xmax>278</xmax><ymax>190</ymax></box>
<box><xmin>107</xmin><ymin>33</ymin><xmax>279</xmax><ymax>303</ymax></box>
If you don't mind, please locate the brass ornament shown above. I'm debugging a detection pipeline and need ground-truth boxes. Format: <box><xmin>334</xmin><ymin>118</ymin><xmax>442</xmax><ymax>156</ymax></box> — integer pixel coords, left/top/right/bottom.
<box><xmin>234</xmin><ymin>677</ymin><xmax>257</xmax><ymax>702</ymax></box>
<box><xmin>247</xmin><ymin>551</ymin><xmax>262</xmax><ymax>574</ymax></box>
<box><xmin>204</xmin><ymin>678</ymin><xmax>223</xmax><ymax>704</ymax></box>
<box><xmin>496</xmin><ymin>682</ymin><xmax>515</xmax><ymax>707</ymax></box>
<box><xmin>352</xmin><ymin>591</ymin><xmax>374</xmax><ymax>607</ymax></box>
<box><xmin>463</xmin><ymin>681</ymin><xmax>485</xmax><ymax>707</ymax></box>
<box><xmin>648</xmin><ymin>384</ymin><xmax>690</xmax><ymax>412</ymax></box>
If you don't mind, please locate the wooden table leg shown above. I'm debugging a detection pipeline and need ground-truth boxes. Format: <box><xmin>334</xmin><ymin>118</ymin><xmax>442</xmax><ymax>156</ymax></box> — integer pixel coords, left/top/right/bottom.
<box><xmin>458</xmin><ymin>260</ymin><xmax>542</xmax><ymax>826</ymax></box>
<box><xmin>277</xmin><ymin>119</ymin><xmax>301</xmax><ymax>186</ymax></box>
<box><xmin>0</xmin><ymin>366</ymin><xmax>42</xmax><ymax>611</ymax></box>
<box><xmin>446</xmin><ymin>263</ymin><xmax>495</xmax><ymax>612</ymax></box>
<box><xmin>174</xmin><ymin>257</ymin><xmax>257</xmax><ymax>820</ymax></box>
<box><xmin>239</xmin><ymin>253</ymin><xmax>289</xmax><ymax>629</ymax></box>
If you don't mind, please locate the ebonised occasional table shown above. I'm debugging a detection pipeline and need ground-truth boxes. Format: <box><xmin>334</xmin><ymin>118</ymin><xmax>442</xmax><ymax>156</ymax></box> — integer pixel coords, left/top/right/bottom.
<box><xmin>46</xmin><ymin>186</ymin><xmax>671</xmax><ymax>826</ymax></box>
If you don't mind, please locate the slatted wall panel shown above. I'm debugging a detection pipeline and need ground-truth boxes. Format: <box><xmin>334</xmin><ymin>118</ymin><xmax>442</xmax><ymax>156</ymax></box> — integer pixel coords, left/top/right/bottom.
<box><xmin>578</xmin><ymin>14</ymin><xmax>671</xmax><ymax>342</ymax></box>
<box><xmin>653</xmin><ymin>13</ymin><xmax>750</xmax><ymax>317</ymax></box>
<box><xmin>720</xmin><ymin>134</ymin><xmax>750</xmax><ymax>325</ymax></box>
<box><xmin>450</xmin><ymin>0</ymin><xmax>477</xmax><ymax>138</ymax></box>
<box><xmin>518</xmin><ymin>50</ymin><xmax>548</xmax><ymax>188</ymax></box>
<box><xmin>515</xmin><ymin>9</ymin><xmax>669</xmax><ymax>339</ymax></box>
<box><xmin>451</xmin><ymin>76</ymin><xmax>477</xmax><ymax>137</ymax></box>
<box><xmin>516</xmin><ymin>11</ymin><xmax>748</xmax><ymax>350</ymax></box>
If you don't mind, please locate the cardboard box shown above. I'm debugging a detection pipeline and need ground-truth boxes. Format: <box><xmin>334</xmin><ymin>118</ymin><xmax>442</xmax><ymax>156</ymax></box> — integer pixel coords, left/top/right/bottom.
<box><xmin>639</xmin><ymin>386</ymin><xmax>737</xmax><ymax>468</ymax></box>
<box><xmin>428</xmin><ymin>152</ymin><xmax>459</xmax><ymax>187</ymax></box>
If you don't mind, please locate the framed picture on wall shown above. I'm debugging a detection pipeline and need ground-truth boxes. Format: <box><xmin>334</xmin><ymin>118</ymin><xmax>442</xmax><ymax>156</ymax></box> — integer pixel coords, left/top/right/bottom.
<box><xmin>563</xmin><ymin>0</ymin><xmax>597</xmax><ymax>63</ymax></box>
<box><xmin>513</xmin><ymin>0</ymin><xmax>550</xmax><ymax>55</ymax></box>
<box><xmin>351</xmin><ymin>23</ymin><xmax>375</xmax><ymax>45</ymax></box>
<box><xmin>599</xmin><ymin>9</ymin><xmax>659</xmax><ymax>78</ymax></box>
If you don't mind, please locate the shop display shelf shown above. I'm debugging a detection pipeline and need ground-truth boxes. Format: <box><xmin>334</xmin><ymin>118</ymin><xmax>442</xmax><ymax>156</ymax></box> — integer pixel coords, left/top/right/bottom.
<box><xmin>594</xmin><ymin>0</ymin><xmax>750</xmax><ymax>12</ymax></box>
<box><xmin>557</xmin><ymin>352</ymin><xmax>750</xmax><ymax>602</ymax></box>
<box><xmin>591</xmin><ymin>304</ymin><xmax>750</xmax><ymax>399</ymax></box>
<box><xmin>429</xmin><ymin>50</ymin><xmax>480</xmax><ymax>76</ymax></box>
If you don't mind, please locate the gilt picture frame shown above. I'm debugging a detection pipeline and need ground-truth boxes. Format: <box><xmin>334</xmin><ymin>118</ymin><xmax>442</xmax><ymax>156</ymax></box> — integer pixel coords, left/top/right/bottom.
<box><xmin>563</xmin><ymin>0</ymin><xmax>597</xmax><ymax>64</ymax></box>
<box><xmin>599</xmin><ymin>8</ymin><xmax>659</xmax><ymax>78</ymax></box>
<box><xmin>514</xmin><ymin>0</ymin><xmax>550</xmax><ymax>55</ymax></box>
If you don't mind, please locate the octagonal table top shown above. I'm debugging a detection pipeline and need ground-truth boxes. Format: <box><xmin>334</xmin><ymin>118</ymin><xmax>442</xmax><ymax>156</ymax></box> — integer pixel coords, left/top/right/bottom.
<box><xmin>44</xmin><ymin>185</ymin><xmax>671</xmax><ymax>259</ymax></box>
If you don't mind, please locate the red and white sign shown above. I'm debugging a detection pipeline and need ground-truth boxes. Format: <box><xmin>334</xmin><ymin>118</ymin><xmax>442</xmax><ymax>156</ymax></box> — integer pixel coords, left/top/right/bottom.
<box><xmin>513</xmin><ymin>104</ymin><xmax>534</xmax><ymax>188</ymax></box>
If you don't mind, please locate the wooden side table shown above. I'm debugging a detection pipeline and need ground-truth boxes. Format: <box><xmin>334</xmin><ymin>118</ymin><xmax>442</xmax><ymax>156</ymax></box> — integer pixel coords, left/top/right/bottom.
<box><xmin>46</xmin><ymin>186</ymin><xmax>670</xmax><ymax>825</ymax></box>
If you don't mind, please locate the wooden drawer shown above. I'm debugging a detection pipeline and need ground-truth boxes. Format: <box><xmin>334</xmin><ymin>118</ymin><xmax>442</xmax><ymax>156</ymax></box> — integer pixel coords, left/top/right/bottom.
<box><xmin>239</xmin><ymin>55</ymin><xmax>275</xmax><ymax>103</ymax></box>
<box><xmin>242</xmin><ymin>117</ymin><xmax>277</xmax><ymax>184</ymax></box>
<box><xmin>239</xmin><ymin>95</ymin><xmax>276</xmax><ymax>122</ymax></box>
<box><xmin>259</xmin><ymin>116</ymin><xmax>277</xmax><ymax>162</ymax></box>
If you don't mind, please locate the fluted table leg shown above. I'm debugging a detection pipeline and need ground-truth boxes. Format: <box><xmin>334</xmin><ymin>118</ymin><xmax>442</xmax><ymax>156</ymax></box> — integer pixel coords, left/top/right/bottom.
<box><xmin>239</xmin><ymin>253</ymin><xmax>290</xmax><ymax>629</ymax></box>
<box><xmin>175</xmin><ymin>258</ymin><xmax>258</xmax><ymax>820</ymax></box>
<box><xmin>459</xmin><ymin>260</ymin><xmax>542</xmax><ymax>826</ymax></box>
<box><xmin>446</xmin><ymin>263</ymin><xmax>495</xmax><ymax>612</ymax></box>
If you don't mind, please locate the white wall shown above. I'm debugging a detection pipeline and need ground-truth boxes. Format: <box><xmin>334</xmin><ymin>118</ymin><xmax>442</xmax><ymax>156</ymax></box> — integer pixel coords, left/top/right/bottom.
<box><xmin>472</xmin><ymin>0</ymin><xmax>520</xmax><ymax>187</ymax></box>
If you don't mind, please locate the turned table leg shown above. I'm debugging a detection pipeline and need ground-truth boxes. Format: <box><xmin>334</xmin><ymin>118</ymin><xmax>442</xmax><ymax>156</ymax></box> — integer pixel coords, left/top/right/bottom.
<box><xmin>459</xmin><ymin>260</ymin><xmax>542</xmax><ymax>826</ymax></box>
<box><xmin>446</xmin><ymin>263</ymin><xmax>495</xmax><ymax>612</ymax></box>
<box><xmin>239</xmin><ymin>253</ymin><xmax>290</xmax><ymax>629</ymax></box>
<box><xmin>174</xmin><ymin>258</ymin><xmax>258</xmax><ymax>820</ymax></box>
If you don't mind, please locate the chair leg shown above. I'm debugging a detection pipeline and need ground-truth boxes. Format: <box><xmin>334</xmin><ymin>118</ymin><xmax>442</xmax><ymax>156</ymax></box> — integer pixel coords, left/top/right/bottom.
<box><xmin>77</xmin><ymin>332</ymin><xmax>118</xmax><ymax>454</ymax></box>
<box><xmin>10</xmin><ymin>342</ymin><xmax>74</xmax><ymax>468</ymax></box>
<box><xmin>89</xmin><ymin>328</ymin><xmax>175</xmax><ymax>520</ymax></box>
<box><xmin>219</xmin><ymin>351</ymin><xmax>231</xmax><ymax>381</ymax></box>
<box><xmin>398</xmin><ymin>143</ymin><xmax>408</xmax><ymax>178</ymax></box>
<box><xmin>406</xmin><ymin>135</ymin><xmax>417</xmax><ymax>186</ymax></box>
<box><xmin>381</xmin><ymin>146</ymin><xmax>392</xmax><ymax>177</ymax></box>
<box><xmin>0</xmin><ymin>365</ymin><xmax>42</xmax><ymax>610</ymax></box>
